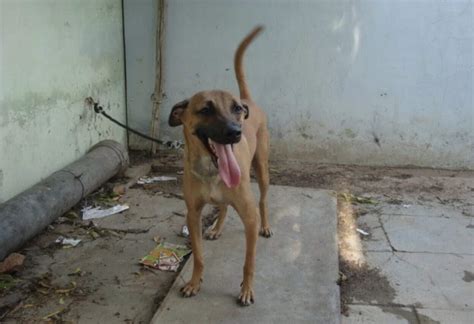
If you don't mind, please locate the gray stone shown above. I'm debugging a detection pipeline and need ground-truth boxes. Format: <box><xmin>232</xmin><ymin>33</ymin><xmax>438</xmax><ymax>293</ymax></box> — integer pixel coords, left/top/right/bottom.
<box><xmin>363</xmin><ymin>252</ymin><xmax>474</xmax><ymax>309</ymax></box>
<box><xmin>342</xmin><ymin>305</ymin><xmax>417</xmax><ymax>324</ymax></box>
<box><xmin>381</xmin><ymin>215</ymin><xmax>473</xmax><ymax>254</ymax></box>
<box><xmin>152</xmin><ymin>185</ymin><xmax>340</xmax><ymax>324</ymax></box>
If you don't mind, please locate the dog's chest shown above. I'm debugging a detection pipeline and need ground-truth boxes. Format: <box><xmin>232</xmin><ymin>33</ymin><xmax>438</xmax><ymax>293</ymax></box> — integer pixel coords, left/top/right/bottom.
<box><xmin>191</xmin><ymin>157</ymin><xmax>225</xmax><ymax>204</ymax></box>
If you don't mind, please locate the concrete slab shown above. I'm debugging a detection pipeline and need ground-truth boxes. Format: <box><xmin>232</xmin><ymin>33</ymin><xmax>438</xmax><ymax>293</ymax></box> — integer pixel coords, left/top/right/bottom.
<box><xmin>8</xmin><ymin>187</ymin><xmax>190</xmax><ymax>323</ymax></box>
<box><xmin>379</xmin><ymin>203</ymin><xmax>467</xmax><ymax>219</ymax></box>
<box><xmin>152</xmin><ymin>185</ymin><xmax>340</xmax><ymax>324</ymax></box>
<box><xmin>416</xmin><ymin>308</ymin><xmax>474</xmax><ymax>324</ymax></box>
<box><xmin>381</xmin><ymin>215</ymin><xmax>473</xmax><ymax>254</ymax></box>
<box><xmin>364</xmin><ymin>252</ymin><xmax>474</xmax><ymax>309</ymax></box>
<box><xmin>342</xmin><ymin>305</ymin><xmax>417</xmax><ymax>324</ymax></box>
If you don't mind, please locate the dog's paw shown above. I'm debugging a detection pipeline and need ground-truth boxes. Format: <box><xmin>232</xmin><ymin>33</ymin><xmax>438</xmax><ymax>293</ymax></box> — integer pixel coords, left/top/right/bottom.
<box><xmin>259</xmin><ymin>226</ymin><xmax>273</xmax><ymax>238</ymax></box>
<box><xmin>180</xmin><ymin>281</ymin><xmax>201</xmax><ymax>297</ymax></box>
<box><xmin>237</xmin><ymin>285</ymin><xmax>255</xmax><ymax>306</ymax></box>
<box><xmin>204</xmin><ymin>228</ymin><xmax>222</xmax><ymax>240</ymax></box>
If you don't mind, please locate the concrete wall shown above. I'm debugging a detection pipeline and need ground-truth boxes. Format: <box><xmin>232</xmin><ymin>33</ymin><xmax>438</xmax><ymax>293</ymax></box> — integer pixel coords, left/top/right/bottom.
<box><xmin>123</xmin><ymin>0</ymin><xmax>157</xmax><ymax>150</ymax></box>
<box><xmin>0</xmin><ymin>0</ymin><xmax>127</xmax><ymax>203</ymax></box>
<box><xmin>157</xmin><ymin>0</ymin><xmax>473</xmax><ymax>169</ymax></box>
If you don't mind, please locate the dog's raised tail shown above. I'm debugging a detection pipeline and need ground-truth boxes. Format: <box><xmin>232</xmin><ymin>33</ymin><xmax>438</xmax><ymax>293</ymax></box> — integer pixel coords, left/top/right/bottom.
<box><xmin>234</xmin><ymin>25</ymin><xmax>264</xmax><ymax>101</ymax></box>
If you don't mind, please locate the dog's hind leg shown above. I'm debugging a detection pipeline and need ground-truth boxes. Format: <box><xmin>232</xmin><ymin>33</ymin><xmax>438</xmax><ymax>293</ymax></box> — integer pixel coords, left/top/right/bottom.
<box><xmin>252</xmin><ymin>128</ymin><xmax>272</xmax><ymax>238</ymax></box>
<box><xmin>205</xmin><ymin>204</ymin><xmax>228</xmax><ymax>240</ymax></box>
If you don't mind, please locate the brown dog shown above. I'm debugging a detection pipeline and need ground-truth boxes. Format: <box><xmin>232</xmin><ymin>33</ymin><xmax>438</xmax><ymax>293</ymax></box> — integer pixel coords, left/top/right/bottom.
<box><xmin>168</xmin><ymin>26</ymin><xmax>271</xmax><ymax>306</ymax></box>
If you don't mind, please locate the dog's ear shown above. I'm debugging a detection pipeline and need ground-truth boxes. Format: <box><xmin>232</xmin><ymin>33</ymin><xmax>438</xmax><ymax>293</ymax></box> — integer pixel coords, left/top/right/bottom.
<box><xmin>168</xmin><ymin>99</ymin><xmax>189</xmax><ymax>127</ymax></box>
<box><xmin>242</xmin><ymin>104</ymin><xmax>249</xmax><ymax>119</ymax></box>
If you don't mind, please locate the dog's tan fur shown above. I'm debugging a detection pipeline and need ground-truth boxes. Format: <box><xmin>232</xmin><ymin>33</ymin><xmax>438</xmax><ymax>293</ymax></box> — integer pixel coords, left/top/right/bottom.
<box><xmin>168</xmin><ymin>26</ymin><xmax>270</xmax><ymax>306</ymax></box>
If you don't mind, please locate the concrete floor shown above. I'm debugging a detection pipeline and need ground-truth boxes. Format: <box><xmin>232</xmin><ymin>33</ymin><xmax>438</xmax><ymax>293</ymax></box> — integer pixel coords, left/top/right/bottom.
<box><xmin>152</xmin><ymin>185</ymin><xmax>340</xmax><ymax>324</ymax></box>
<box><xmin>1</xmin><ymin>152</ymin><xmax>473</xmax><ymax>323</ymax></box>
<box><xmin>341</xmin><ymin>201</ymin><xmax>473</xmax><ymax>324</ymax></box>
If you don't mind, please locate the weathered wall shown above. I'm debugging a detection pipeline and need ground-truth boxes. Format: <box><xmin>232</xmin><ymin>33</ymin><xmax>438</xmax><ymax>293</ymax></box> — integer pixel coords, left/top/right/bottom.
<box><xmin>157</xmin><ymin>0</ymin><xmax>473</xmax><ymax>169</ymax></box>
<box><xmin>0</xmin><ymin>0</ymin><xmax>127</xmax><ymax>203</ymax></box>
<box><xmin>123</xmin><ymin>0</ymin><xmax>158</xmax><ymax>150</ymax></box>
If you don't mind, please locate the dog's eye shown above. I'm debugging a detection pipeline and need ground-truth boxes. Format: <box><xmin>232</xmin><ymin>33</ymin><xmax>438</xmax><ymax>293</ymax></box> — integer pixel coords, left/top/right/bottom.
<box><xmin>198</xmin><ymin>106</ymin><xmax>213</xmax><ymax>116</ymax></box>
<box><xmin>232</xmin><ymin>105</ymin><xmax>243</xmax><ymax>114</ymax></box>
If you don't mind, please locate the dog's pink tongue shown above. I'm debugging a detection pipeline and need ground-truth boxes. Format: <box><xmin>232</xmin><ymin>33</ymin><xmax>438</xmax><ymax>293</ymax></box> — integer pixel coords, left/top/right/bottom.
<box><xmin>214</xmin><ymin>143</ymin><xmax>241</xmax><ymax>188</ymax></box>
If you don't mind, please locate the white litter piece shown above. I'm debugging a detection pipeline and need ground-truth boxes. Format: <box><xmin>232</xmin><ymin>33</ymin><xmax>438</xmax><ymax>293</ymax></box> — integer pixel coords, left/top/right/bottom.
<box><xmin>402</xmin><ymin>204</ymin><xmax>411</xmax><ymax>208</ymax></box>
<box><xmin>82</xmin><ymin>204</ymin><xmax>129</xmax><ymax>220</ymax></box>
<box><xmin>356</xmin><ymin>228</ymin><xmax>369</xmax><ymax>236</ymax></box>
<box><xmin>55</xmin><ymin>236</ymin><xmax>82</xmax><ymax>247</ymax></box>
<box><xmin>180</xmin><ymin>225</ymin><xmax>189</xmax><ymax>238</ymax></box>
<box><xmin>137</xmin><ymin>176</ymin><xmax>177</xmax><ymax>185</ymax></box>
<box><xmin>166</xmin><ymin>140</ymin><xmax>184</xmax><ymax>149</ymax></box>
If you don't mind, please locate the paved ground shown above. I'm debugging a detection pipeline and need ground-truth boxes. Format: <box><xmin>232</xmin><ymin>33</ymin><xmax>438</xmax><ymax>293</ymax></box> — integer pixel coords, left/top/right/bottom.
<box><xmin>1</xmin><ymin>151</ymin><xmax>472</xmax><ymax>323</ymax></box>
<box><xmin>152</xmin><ymin>185</ymin><xmax>340</xmax><ymax>324</ymax></box>
<box><xmin>340</xmin><ymin>201</ymin><xmax>473</xmax><ymax>323</ymax></box>
<box><xmin>267</xmin><ymin>159</ymin><xmax>473</xmax><ymax>324</ymax></box>
<box><xmin>0</xmin><ymin>163</ymin><xmax>191</xmax><ymax>323</ymax></box>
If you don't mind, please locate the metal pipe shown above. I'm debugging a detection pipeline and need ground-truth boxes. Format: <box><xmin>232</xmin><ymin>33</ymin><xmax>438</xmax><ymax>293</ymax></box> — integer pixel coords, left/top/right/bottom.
<box><xmin>0</xmin><ymin>140</ymin><xmax>129</xmax><ymax>260</ymax></box>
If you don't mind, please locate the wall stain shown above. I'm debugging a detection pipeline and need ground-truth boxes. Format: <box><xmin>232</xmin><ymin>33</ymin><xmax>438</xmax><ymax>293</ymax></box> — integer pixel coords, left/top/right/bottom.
<box><xmin>343</xmin><ymin>128</ymin><xmax>357</xmax><ymax>138</ymax></box>
<box><xmin>294</xmin><ymin>111</ymin><xmax>314</xmax><ymax>140</ymax></box>
<box><xmin>1</xmin><ymin>71</ymin><xmax>122</xmax><ymax>128</ymax></box>
<box><xmin>372</xmin><ymin>132</ymin><xmax>381</xmax><ymax>147</ymax></box>
<box><xmin>463</xmin><ymin>270</ymin><xmax>474</xmax><ymax>282</ymax></box>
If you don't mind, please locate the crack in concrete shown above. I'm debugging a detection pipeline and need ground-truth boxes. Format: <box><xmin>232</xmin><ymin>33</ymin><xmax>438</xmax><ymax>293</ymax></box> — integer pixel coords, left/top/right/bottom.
<box><xmin>377</xmin><ymin>214</ymin><xmax>398</xmax><ymax>252</ymax></box>
<box><xmin>392</xmin><ymin>253</ymin><xmax>455</xmax><ymax>307</ymax></box>
<box><xmin>368</xmin><ymin>250</ymin><xmax>471</xmax><ymax>257</ymax></box>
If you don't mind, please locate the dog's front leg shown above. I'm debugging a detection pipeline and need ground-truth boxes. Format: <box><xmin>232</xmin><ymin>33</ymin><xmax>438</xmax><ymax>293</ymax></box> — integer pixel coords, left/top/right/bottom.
<box><xmin>181</xmin><ymin>201</ymin><xmax>205</xmax><ymax>297</ymax></box>
<box><xmin>233</xmin><ymin>193</ymin><xmax>259</xmax><ymax>306</ymax></box>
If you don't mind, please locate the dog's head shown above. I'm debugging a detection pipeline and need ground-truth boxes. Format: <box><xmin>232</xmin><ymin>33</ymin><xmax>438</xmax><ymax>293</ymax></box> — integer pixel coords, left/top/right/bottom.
<box><xmin>168</xmin><ymin>90</ymin><xmax>249</xmax><ymax>187</ymax></box>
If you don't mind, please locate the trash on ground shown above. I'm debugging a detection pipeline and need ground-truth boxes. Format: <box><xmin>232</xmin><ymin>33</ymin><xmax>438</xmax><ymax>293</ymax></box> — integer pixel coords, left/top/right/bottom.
<box><xmin>165</xmin><ymin>140</ymin><xmax>184</xmax><ymax>149</ymax></box>
<box><xmin>0</xmin><ymin>274</ymin><xmax>19</xmax><ymax>290</ymax></box>
<box><xmin>179</xmin><ymin>225</ymin><xmax>189</xmax><ymax>238</ymax></box>
<box><xmin>153</xmin><ymin>235</ymin><xmax>161</xmax><ymax>243</ymax></box>
<box><xmin>339</xmin><ymin>193</ymin><xmax>378</xmax><ymax>205</ymax></box>
<box><xmin>67</xmin><ymin>268</ymin><xmax>85</xmax><ymax>277</ymax></box>
<box><xmin>55</xmin><ymin>281</ymin><xmax>76</xmax><ymax>294</ymax></box>
<box><xmin>91</xmin><ymin>190</ymin><xmax>122</xmax><ymax>207</ymax></box>
<box><xmin>140</xmin><ymin>242</ymin><xmax>191</xmax><ymax>272</ymax></box>
<box><xmin>42</xmin><ymin>308</ymin><xmax>66</xmax><ymax>320</ymax></box>
<box><xmin>64</xmin><ymin>211</ymin><xmax>79</xmax><ymax>220</ymax></box>
<box><xmin>112</xmin><ymin>184</ymin><xmax>127</xmax><ymax>195</ymax></box>
<box><xmin>88</xmin><ymin>229</ymin><xmax>101</xmax><ymax>239</ymax></box>
<box><xmin>137</xmin><ymin>176</ymin><xmax>177</xmax><ymax>185</ymax></box>
<box><xmin>338</xmin><ymin>271</ymin><xmax>348</xmax><ymax>283</ymax></box>
<box><xmin>82</xmin><ymin>204</ymin><xmax>129</xmax><ymax>220</ymax></box>
<box><xmin>356</xmin><ymin>228</ymin><xmax>369</xmax><ymax>236</ymax></box>
<box><xmin>55</xmin><ymin>236</ymin><xmax>81</xmax><ymax>247</ymax></box>
<box><xmin>176</xmin><ymin>170</ymin><xmax>184</xmax><ymax>175</ymax></box>
<box><xmin>402</xmin><ymin>204</ymin><xmax>411</xmax><ymax>208</ymax></box>
<box><xmin>0</xmin><ymin>253</ymin><xmax>25</xmax><ymax>274</ymax></box>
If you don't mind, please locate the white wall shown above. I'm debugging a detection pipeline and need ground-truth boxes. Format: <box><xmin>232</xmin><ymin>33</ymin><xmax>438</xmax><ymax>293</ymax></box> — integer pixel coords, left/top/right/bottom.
<box><xmin>158</xmin><ymin>0</ymin><xmax>473</xmax><ymax>169</ymax></box>
<box><xmin>0</xmin><ymin>0</ymin><xmax>127</xmax><ymax>202</ymax></box>
<box><xmin>123</xmin><ymin>0</ymin><xmax>158</xmax><ymax>149</ymax></box>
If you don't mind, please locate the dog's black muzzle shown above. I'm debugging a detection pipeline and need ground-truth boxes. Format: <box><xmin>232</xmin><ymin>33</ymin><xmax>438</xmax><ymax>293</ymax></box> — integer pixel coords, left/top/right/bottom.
<box><xmin>196</xmin><ymin>122</ymin><xmax>242</xmax><ymax>145</ymax></box>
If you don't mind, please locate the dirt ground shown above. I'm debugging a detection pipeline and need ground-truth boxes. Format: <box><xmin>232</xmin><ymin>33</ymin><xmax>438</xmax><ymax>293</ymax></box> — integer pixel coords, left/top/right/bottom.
<box><xmin>1</xmin><ymin>149</ymin><xmax>472</xmax><ymax>322</ymax></box>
